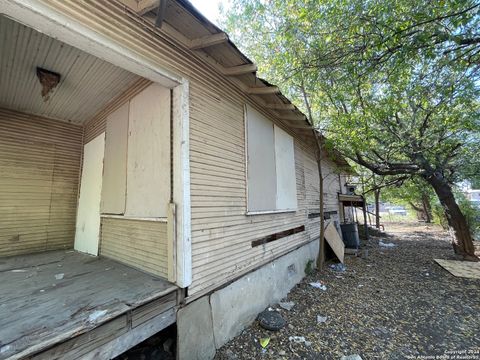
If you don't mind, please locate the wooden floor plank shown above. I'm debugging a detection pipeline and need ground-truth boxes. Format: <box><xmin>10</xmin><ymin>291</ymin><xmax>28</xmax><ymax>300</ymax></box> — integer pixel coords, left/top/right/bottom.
<box><xmin>0</xmin><ymin>250</ymin><xmax>177</xmax><ymax>360</ymax></box>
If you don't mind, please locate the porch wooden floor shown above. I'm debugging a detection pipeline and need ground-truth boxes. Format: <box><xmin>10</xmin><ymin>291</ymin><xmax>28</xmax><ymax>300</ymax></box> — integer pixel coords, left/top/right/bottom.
<box><xmin>0</xmin><ymin>250</ymin><xmax>177</xmax><ymax>360</ymax></box>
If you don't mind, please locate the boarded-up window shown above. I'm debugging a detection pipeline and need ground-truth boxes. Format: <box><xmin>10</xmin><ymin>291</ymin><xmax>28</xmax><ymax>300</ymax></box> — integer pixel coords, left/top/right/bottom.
<box><xmin>101</xmin><ymin>102</ymin><xmax>129</xmax><ymax>214</ymax></box>
<box><xmin>274</xmin><ymin>125</ymin><xmax>297</xmax><ymax>210</ymax></box>
<box><xmin>246</xmin><ymin>105</ymin><xmax>276</xmax><ymax>211</ymax></box>
<box><xmin>246</xmin><ymin>105</ymin><xmax>297</xmax><ymax>212</ymax></box>
<box><xmin>100</xmin><ymin>84</ymin><xmax>171</xmax><ymax>218</ymax></box>
<box><xmin>125</xmin><ymin>84</ymin><xmax>171</xmax><ymax>218</ymax></box>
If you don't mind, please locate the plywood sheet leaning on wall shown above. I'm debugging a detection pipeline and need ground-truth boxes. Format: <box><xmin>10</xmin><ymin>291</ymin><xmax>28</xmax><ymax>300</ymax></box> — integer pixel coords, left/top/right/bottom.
<box><xmin>126</xmin><ymin>84</ymin><xmax>171</xmax><ymax>218</ymax></box>
<box><xmin>74</xmin><ymin>133</ymin><xmax>105</xmax><ymax>256</ymax></box>
<box><xmin>324</xmin><ymin>221</ymin><xmax>344</xmax><ymax>263</ymax></box>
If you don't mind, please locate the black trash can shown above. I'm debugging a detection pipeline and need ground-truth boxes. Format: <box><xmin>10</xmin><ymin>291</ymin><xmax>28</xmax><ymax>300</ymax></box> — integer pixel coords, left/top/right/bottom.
<box><xmin>340</xmin><ymin>222</ymin><xmax>360</xmax><ymax>249</ymax></box>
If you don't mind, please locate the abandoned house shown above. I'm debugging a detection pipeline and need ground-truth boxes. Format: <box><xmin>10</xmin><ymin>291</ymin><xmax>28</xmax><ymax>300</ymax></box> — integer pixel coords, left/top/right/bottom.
<box><xmin>0</xmin><ymin>1</ymin><xmax>357</xmax><ymax>359</ymax></box>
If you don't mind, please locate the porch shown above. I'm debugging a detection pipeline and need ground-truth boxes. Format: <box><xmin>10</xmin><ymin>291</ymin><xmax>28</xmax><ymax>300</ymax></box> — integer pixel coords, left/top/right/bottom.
<box><xmin>0</xmin><ymin>250</ymin><xmax>177</xmax><ymax>359</ymax></box>
<box><xmin>0</xmin><ymin>10</ymin><xmax>190</xmax><ymax>359</ymax></box>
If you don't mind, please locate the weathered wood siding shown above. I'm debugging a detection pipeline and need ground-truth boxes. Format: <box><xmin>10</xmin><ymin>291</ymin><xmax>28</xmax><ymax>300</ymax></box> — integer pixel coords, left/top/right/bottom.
<box><xmin>305</xmin><ymin>155</ymin><xmax>342</xmax><ymax>213</ymax></box>
<box><xmin>0</xmin><ymin>108</ymin><xmax>82</xmax><ymax>256</ymax></box>
<box><xmin>100</xmin><ymin>218</ymin><xmax>168</xmax><ymax>278</ymax></box>
<box><xmin>40</xmin><ymin>0</ymin><xmax>342</xmax><ymax>294</ymax></box>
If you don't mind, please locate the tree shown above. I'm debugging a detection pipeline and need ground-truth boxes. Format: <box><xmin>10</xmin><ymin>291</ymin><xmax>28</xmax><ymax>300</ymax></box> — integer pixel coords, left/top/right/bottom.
<box><xmin>382</xmin><ymin>178</ymin><xmax>436</xmax><ymax>223</ymax></box>
<box><xmin>223</xmin><ymin>0</ymin><xmax>480</xmax><ymax>260</ymax></box>
<box><xmin>355</xmin><ymin>168</ymin><xmax>408</xmax><ymax>228</ymax></box>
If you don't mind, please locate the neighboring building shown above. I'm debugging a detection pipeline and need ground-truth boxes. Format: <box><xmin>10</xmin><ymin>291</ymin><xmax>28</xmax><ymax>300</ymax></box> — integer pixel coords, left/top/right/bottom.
<box><xmin>0</xmin><ymin>1</ymin><xmax>351</xmax><ymax>359</ymax></box>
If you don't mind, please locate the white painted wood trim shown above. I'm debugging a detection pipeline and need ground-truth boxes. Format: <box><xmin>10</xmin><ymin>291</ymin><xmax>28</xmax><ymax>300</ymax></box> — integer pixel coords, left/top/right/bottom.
<box><xmin>167</xmin><ymin>202</ymin><xmax>176</xmax><ymax>282</ymax></box>
<box><xmin>1</xmin><ymin>0</ymin><xmax>181</xmax><ymax>88</ymax></box>
<box><xmin>100</xmin><ymin>215</ymin><xmax>168</xmax><ymax>223</ymax></box>
<box><xmin>173</xmin><ymin>82</ymin><xmax>192</xmax><ymax>288</ymax></box>
<box><xmin>244</xmin><ymin>104</ymin><xmax>250</xmax><ymax>214</ymax></box>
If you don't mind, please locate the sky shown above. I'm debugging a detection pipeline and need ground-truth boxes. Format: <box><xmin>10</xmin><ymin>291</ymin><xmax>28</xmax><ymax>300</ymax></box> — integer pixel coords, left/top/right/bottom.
<box><xmin>188</xmin><ymin>0</ymin><xmax>227</xmax><ymax>27</ymax></box>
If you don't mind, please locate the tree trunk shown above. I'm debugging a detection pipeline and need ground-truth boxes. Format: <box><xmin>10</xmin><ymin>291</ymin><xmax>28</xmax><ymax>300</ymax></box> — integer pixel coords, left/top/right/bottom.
<box><xmin>426</xmin><ymin>174</ymin><xmax>478</xmax><ymax>260</ymax></box>
<box><xmin>301</xmin><ymin>80</ymin><xmax>325</xmax><ymax>270</ymax></box>
<box><xmin>313</xmin><ymin>132</ymin><xmax>325</xmax><ymax>270</ymax></box>
<box><xmin>409</xmin><ymin>201</ymin><xmax>427</xmax><ymax>221</ymax></box>
<box><xmin>421</xmin><ymin>192</ymin><xmax>432</xmax><ymax>223</ymax></box>
<box><xmin>374</xmin><ymin>189</ymin><xmax>381</xmax><ymax>229</ymax></box>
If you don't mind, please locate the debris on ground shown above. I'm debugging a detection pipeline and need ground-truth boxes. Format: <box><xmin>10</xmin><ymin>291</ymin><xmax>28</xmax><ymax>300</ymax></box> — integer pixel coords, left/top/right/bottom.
<box><xmin>257</xmin><ymin>309</ymin><xmax>286</xmax><ymax>331</ymax></box>
<box><xmin>434</xmin><ymin>258</ymin><xmax>480</xmax><ymax>279</ymax></box>
<box><xmin>54</xmin><ymin>273</ymin><xmax>64</xmax><ymax>280</ymax></box>
<box><xmin>214</xmin><ymin>223</ymin><xmax>480</xmax><ymax>359</ymax></box>
<box><xmin>259</xmin><ymin>337</ymin><xmax>270</xmax><ymax>348</ymax></box>
<box><xmin>288</xmin><ymin>336</ymin><xmax>305</xmax><ymax>343</ymax></box>
<box><xmin>379</xmin><ymin>240</ymin><xmax>397</xmax><ymax>247</ymax></box>
<box><xmin>288</xmin><ymin>336</ymin><xmax>311</xmax><ymax>346</ymax></box>
<box><xmin>340</xmin><ymin>355</ymin><xmax>363</xmax><ymax>360</ymax></box>
<box><xmin>329</xmin><ymin>263</ymin><xmax>346</xmax><ymax>272</ymax></box>
<box><xmin>308</xmin><ymin>281</ymin><xmax>327</xmax><ymax>290</ymax></box>
<box><xmin>279</xmin><ymin>301</ymin><xmax>295</xmax><ymax>311</ymax></box>
<box><xmin>317</xmin><ymin>315</ymin><xmax>328</xmax><ymax>323</ymax></box>
<box><xmin>344</xmin><ymin>248</ymin><xmax>359</xmax><ymax>255</ymax></box>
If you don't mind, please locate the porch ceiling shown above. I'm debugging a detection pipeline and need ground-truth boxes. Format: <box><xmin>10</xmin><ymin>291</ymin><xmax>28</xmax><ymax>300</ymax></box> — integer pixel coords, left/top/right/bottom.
<box><xmin>0</xmin><ymin>15</ymin><xmax>142</xmax><ymax>124</ymax></box>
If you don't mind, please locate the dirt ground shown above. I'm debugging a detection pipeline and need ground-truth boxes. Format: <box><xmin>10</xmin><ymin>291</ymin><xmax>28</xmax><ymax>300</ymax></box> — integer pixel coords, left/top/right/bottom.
<box><xmin>214</xmin><ymin>223</ymin><xmax>480</xmax><ymax>360</ymax></box>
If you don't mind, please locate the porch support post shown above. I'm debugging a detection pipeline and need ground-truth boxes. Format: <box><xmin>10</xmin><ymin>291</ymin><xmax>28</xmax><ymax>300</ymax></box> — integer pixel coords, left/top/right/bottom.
<box><xmin>172</xmin><ymin>81</ymin><xmax>192</xmax><ymax>288</ymax></box>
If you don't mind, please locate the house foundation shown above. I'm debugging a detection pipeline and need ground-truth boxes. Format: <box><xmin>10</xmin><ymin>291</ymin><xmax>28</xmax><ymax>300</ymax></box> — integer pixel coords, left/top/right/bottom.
<box><xmin>177</xmin><ymin>239</ymin><xmax>319</xmax><ymax>360</ymax></box>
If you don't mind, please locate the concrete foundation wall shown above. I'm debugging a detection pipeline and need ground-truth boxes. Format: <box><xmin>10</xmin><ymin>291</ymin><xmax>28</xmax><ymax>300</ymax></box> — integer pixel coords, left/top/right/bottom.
<box><xmin>177</xmin><ymin>239</ymin><xmax>319</xmax><ymax>360</ymax></box>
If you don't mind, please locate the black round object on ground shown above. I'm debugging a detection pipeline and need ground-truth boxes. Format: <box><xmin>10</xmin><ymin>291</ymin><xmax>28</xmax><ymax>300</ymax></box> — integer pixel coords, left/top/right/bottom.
<box><xmin>257</xmin><ymin>310</ymin><xmax>286</xmax><ymax>331</ymax></box>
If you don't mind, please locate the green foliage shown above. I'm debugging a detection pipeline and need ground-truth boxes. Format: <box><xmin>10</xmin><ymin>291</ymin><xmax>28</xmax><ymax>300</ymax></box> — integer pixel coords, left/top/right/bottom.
<box><xmin>432</xmin><ymin>202</ymin><xmax>449</xmax><ymax>229</ymax></box>
<box><xmin>304</xmin><ymin>259</ymin><xmax>315</xmax><ymax>275</ymax></box>
<box><xmin>381</xmin><ymin>178</ymin><xmax>434</xmax><ymax>207</ymax></box>
<box><xmin>222</xmin><ymin>1</ymin><xmax>480</xmax><ymax>184</ymax></box>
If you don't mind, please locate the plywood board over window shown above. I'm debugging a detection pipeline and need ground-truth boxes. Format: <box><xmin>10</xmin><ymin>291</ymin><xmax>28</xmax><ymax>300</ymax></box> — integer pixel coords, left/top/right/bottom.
<box><xmin>274</xmin><ymin>125</ymin><xmax>297</xmax><ymax>210</ymax></box>
<box><xmin>245</xmin><ymin>105</ymin><xmax>297</xmax><ymax>213</ymax></box>
<box><xmin>245</xmin><ymin>105</ymin><xmax>276</xmax><ymax>212</ymax></box>
<box><xmin>126</xmin><ymin>84</ymin><xmax>171</xmax><ymax>218</ymax></box>
<box><xmin>101</xmin><ymin>102</ymin><xmax>129</xmax><ymax>214</ymax></box>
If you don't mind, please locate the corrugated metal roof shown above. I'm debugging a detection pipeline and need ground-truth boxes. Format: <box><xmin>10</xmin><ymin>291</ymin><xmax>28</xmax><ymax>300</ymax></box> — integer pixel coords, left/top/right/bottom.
<box><xmin>0</xmin><ymin>15</ymin><xmax>142</xmax><ymax>124</ymax></box>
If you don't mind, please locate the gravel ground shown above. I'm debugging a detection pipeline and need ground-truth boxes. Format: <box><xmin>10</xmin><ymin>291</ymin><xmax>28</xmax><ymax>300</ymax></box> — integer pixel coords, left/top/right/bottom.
<box><xmin>214</xmin><ymin>223</ymin><xmax>480</xmax><ymax>360</ymax></box>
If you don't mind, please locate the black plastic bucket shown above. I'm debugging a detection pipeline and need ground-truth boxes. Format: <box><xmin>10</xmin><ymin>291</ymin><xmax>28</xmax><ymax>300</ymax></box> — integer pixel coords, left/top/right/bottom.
<box><xmin>340</xmin><ymin>222</ymin><xmax>360</xmax><ymax>249</ymax></box>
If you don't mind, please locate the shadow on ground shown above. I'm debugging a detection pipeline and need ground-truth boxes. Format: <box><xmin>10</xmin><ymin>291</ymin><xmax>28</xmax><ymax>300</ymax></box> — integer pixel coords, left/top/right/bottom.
<box><xmin>214</xmin><ymin>223</ymin><xmax>480</xmax><ymax>360</ymax></box>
